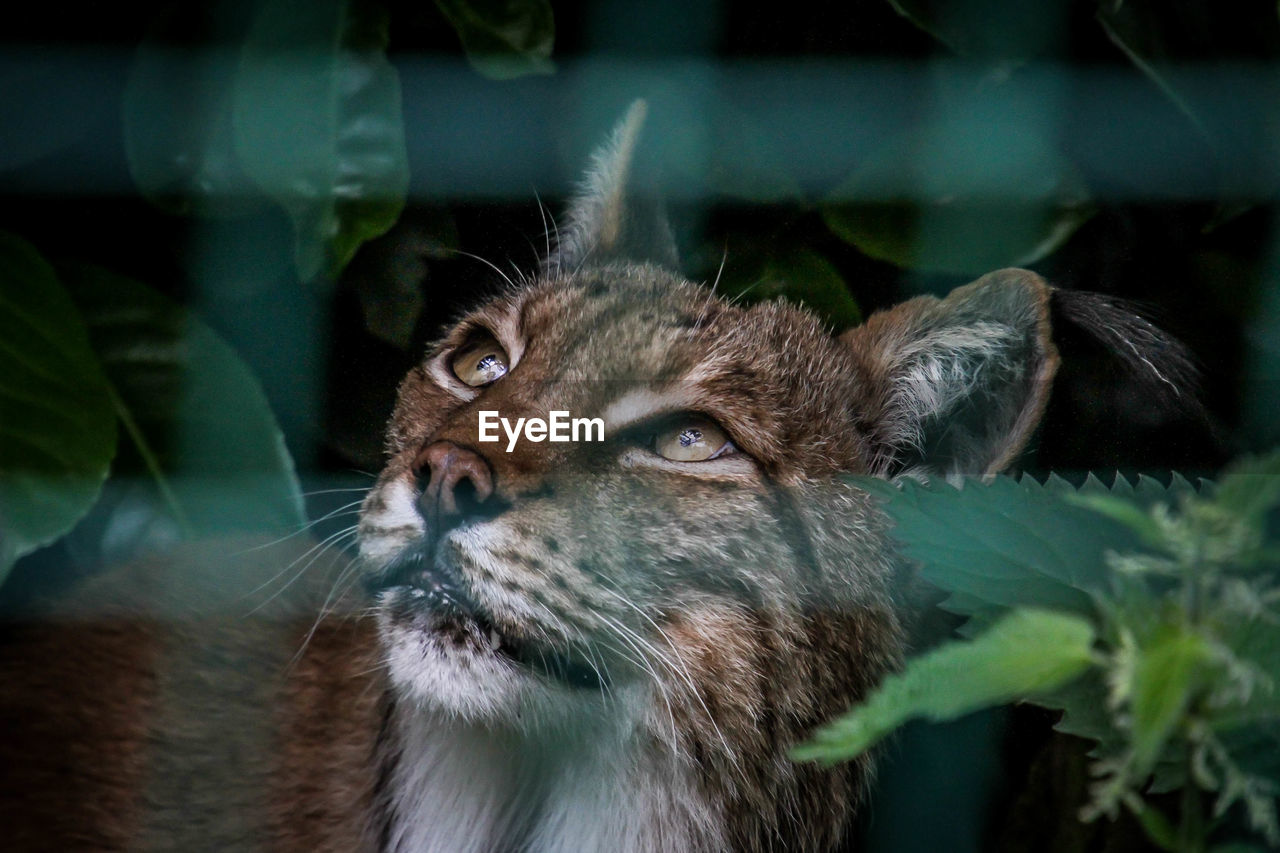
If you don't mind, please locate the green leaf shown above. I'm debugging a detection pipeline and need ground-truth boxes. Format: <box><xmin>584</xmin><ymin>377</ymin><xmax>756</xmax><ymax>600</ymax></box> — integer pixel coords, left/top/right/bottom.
<box><xmin>434</xmin><ymin>0</ymin><xmax>555</xmax><ymax>80</ymax></box>
<box><xmin>1125</xmin><ymin>798</ymin><xmax>1182</xmax><ymax>852</ymax></box>
<box><xmin>1216</xmin><ymin>616</ymin><xmax>1280</xmax><ymax>724</ymax></box>
<box><xmin>822</xmin><ymin>109</ymin><xmax>1093</xmax><ymax>276</ymax></box>
<box><xmin>715</xmin><ymin>247</ymin><xmax>861</xmax><ymax>330</ymax></box>
<box><xmin>58</xmin><ymin>262</ymin><xmax>305</xmax><ymax>543</ymax></box>
<box><xmin>1130</xmin><ymin>627</ymin><xmax>1213</xmax><ymax>774</ymax></box>
<box><xmin>791</xmin><ymin>608</ymin><xmax>1096</xmax><ymax>763</ymax></box>
<box><xmin>123</xmin><ymin>4</ymin><xmax>264</xmax><ymax>217</ymax></box>
<box><xmin>0</xmin><ymin>233</ymin><xmax>116</xmax><ymax>580</ymax></box>
<box><xmin>1038</xmin><ymin>668</ymin><xmax>1121</xmax><ymax>751</ymax></box>
<box><xmin>854</xmin><ymin>475</ymin><xmax>1138</xmax><ymax>617</ymax></box>
<box><xmin>233</xmin><ymin>0</ymin><xmax>410</xmax><ymax>280</ymax></box>
<box><xmin>1068</xmin><ymin>493</ymin><xmax>1169</xmax><ymax>552</ymax></box>
<box><xmin>1211</xmin><ymin>450</ymin><xmax>1280</xmax><ymax>531</ymax></box>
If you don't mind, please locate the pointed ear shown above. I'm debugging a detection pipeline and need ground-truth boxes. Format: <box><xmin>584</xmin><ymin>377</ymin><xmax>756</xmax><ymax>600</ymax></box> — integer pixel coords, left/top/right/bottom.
<box><xmin>545</xmin><ymin>100</ymin><xmax>680</xmax><ymax>274</ymax></box>
<box><xmin>841</xmin><ymin>268</ymin><xmax>1060</xmax><ymax>478</ymax></box>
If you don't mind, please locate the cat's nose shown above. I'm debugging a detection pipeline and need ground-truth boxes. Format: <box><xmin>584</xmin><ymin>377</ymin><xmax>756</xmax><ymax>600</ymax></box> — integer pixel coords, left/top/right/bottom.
<box><xmin>413</xmin><ymin>441</ymin><xmax>500</xmax><ymax>529</ymax></box>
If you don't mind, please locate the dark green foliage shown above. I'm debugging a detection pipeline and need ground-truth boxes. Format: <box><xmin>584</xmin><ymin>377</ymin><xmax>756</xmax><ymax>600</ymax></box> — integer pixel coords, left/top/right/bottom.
<box><xmin>798</xmin><ymin>459</ymin><xmax>1280</xmax><ymax>850</ymax></box>
<box><xmin>0</xmin><ymin>235</ymin><xmax>304</xmax><ymax>579</ymax></box>
<box><xmin>434</xmin><ymin>0</ymin><xmax>555</xmax><ymax>80</ymax></box>
<box><xmin>4</xmin><ymin>0</ymin><xmax>557</xmax><ymax>579</ymax></box>
<box><xmin>0</xmin><ymin>234</ymin><xmax>116</xmax><ymax>581</ymax></box>
<box><xmin>714</xmin><ymin>245</ymin><xmax>862</xmax><ymax>330</ymax></box>
<box><xmin>60</xmin><ymin>261</ymin><xmax>307</xmax><ymax>543</ymax></box>
<box><xmin>124</xmin><ymin>0</ymin><xmax>412</xmax><ymax>281</ymax></box>
<box><xmin>233</xmin><ymin>0</ymin><xmax>410</xmax><ymax>281</ymax></box>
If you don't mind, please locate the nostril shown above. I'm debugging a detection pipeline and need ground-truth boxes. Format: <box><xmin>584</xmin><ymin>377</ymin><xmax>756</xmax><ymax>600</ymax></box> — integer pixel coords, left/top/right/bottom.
<box><xmin>453</xmin><ymin>477</ymin><xmax>481</xmax><ymax>517</ymax></box>
<box><xmin>454</xmin><ymin>478</ymin><xmax>510</xmax><ymax>523</ymax></box>
<box><xmin>413</xmin><ymin>464</ymin><xmax>431</xmax><ymax>496</ymax></box>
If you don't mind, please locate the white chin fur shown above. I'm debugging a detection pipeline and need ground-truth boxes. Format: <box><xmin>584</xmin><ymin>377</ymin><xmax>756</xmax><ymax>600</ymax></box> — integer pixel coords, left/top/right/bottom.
<box><xmin>377</xmin><ymin>605</ymin><xmax>602</xmax><ymax>728</ymax></box>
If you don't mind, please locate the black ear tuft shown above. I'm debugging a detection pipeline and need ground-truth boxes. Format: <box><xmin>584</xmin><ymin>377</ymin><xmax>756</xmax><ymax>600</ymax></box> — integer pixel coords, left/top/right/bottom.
<box><xmin>544</xmin><ymin>100</ymin><xmax>680</xmax><ymax>275</ymax></box>
<box><xmin>1050</xmin><ymin>289</ymin><xmax>1202</xmax><ymax>415</ymax></box>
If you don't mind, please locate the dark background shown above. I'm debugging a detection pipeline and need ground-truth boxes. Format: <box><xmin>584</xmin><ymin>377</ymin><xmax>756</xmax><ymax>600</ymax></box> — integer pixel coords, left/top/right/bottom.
<box><xmin>3</xmin><ymin>1</ymin><xmax>1277</xmax><ymax>850</ymax></box>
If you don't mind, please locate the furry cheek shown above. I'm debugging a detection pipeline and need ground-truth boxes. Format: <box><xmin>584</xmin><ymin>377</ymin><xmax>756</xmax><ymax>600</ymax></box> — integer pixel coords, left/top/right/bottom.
<box><xmin>358</xmin><ymin>477</ymin><xmax>424</xmax><ymax>566</ymax></box>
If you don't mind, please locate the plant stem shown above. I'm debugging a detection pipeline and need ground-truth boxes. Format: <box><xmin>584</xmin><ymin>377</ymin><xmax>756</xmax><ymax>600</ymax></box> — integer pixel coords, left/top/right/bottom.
<box><xmin>108</xmin><ymin>383</ymin><xmax>193</xmax><ymax>538</ymax></box>
<box><xmin>1178</xmin><ymin>741</ymin><xmax>1206</xmax><ymax>853</ymax></box>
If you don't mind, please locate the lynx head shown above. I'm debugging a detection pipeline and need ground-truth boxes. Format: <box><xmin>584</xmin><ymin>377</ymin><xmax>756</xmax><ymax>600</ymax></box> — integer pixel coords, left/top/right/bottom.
<box><xmin>357</xmin><ymin>102</ymin><xmax>1059</xmax><ymax>846</ymax></box>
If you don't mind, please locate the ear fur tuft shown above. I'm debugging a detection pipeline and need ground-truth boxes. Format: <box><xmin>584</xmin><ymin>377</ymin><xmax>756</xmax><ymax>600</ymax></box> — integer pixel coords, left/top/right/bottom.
<box><xmin>545</xmin><ymin>100</ymin><xmax>680</xmax><ymax>274</ymax></box>
<box><xmin>843</xmin><ymin>268</ymin><xmax>1060</xmax><ymax>479</ymax></box>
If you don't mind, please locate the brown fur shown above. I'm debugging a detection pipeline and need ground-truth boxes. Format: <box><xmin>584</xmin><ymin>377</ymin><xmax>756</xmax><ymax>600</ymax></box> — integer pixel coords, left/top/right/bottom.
<box><xmin>1</xmin><ymin>540</ymin><xmax>380</xmax><ymax>851</ymax></box>
<box><xmin>1</xmin><ymin>616</ymin><xmax>157</xmax><ymax>849</ymax></box>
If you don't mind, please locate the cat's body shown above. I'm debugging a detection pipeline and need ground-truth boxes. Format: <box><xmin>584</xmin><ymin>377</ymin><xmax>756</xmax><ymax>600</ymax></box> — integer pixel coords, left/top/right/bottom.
<box><xmin>0</xmin><ymin>103</ymin><xmax>1193</xmax><ymax>851</ymax></box>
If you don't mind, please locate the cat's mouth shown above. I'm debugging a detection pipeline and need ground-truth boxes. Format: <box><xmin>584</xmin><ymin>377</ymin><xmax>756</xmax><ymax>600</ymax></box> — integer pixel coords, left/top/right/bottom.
<box><xmin>369</xmin><ymin>546</ymin><xmax>607</xmax><ymax>691</ymax></box>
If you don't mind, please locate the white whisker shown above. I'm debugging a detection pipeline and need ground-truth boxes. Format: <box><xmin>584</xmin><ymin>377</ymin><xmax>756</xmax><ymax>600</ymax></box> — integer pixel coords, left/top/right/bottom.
<box><xmin>449</xmin><ymin>249</ymin><xmax>519</xmax><ymax>291</ymax></box>
<box><xmin>233</xmin><ymin>500</ymin><xmax>365</xmax><ymax>555</ymax></box>
<box><xmin>593</xmin><ymin>583</ymin><xmax>745</xmax><ymax>782</ymax></box>
<box><xmin>241</xmin><ymin>525</ymin><xmax>359</xmax><ymax>613</ymax></box>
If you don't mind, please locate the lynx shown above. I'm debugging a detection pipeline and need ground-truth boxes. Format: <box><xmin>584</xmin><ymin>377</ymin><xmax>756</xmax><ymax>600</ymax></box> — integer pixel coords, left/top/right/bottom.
<box><xmin>0</xmin><ymin>103</ymin><xmax>1191</xmax><ymax>852</ymax></box>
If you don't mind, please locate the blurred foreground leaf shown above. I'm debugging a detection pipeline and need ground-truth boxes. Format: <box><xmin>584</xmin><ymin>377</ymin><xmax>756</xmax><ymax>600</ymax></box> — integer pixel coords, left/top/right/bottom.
<box><xmin>853</xmin><ymin>474</ymin><xmax>1141</xmax><ymax>621</ymax></box>
<box><xmin>234</xmin><ymin>0</ymin><xmax>409</xmax><ymax>280</ymax></box>
<box><xmin>792</xmin><ymin>608</ymin><xmax>1095</xmax><ymax>763</ymax></box>
<box><xmin>823</xmin><ymin>117</ymin><xmax>1093</xmax><ymax>276</ymax></box>
<box><xmin>434</xmin><ymin>0</ymin><xmax>555</xmax><ymax>80</ymax></box>
<box><xmin>60</xmin><ymin>262</ymin><xmax>305</xmax><ymax>554</ymax></box>
<box><xmin>123</xmin><ymin>4</ymin><xmax>264</xmax><ymax>217</ymax></box>
<box><xmin>0</xmin><ymin>234</ymin><xmax>116</xmax><ymax>581</ymax></box>
<box><xmin>1131</xmin><ymin>627</ymin><xmax>1212</xmax><ymax>775</ymax></box>
<box><xmin>851</xmin><ymin>461</ymin><xmax>1280</xmax><ymax>848</ymax></box>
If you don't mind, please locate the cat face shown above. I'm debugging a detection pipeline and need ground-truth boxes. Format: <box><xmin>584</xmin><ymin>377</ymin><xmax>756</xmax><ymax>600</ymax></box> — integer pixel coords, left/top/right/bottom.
<box><xmin>358</xmin><ymin>264</ymin><xmax>904</xmax><ymax>726</ymax></box>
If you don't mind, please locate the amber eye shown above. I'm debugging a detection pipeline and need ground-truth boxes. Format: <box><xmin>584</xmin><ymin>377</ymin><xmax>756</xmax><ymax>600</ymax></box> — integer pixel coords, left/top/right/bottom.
<box><xmin>654</xmin><ymin>417</ymin><xmax>733</xmax><ymax>462</ymax></box>
<box><xmin>452</xmin><ymin>337</ymin><xmax>509</xmax><ymax>387</ymax></box>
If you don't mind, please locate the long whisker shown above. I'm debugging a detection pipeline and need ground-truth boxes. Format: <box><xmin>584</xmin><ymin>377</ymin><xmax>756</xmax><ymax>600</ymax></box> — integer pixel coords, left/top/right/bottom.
<box><xmin>593</xmin><ymin>584</ymin><xmax>744</xmax><ymax>779</ymax></box>
<box><xmin>504</xmin><ymin>594</ymin><xmax>617</xmax><ymax>711</ymax></box>
<box><xmin>448</xmin><ymin>249</ymin><xmax>519</xmax><ymax>291</ymax></box>
<box><xmin>534</xmin><ymin>188</ymin><xmax>563</xmax><ymax>277</ymax></box>
<box><xmin>300</xmin><ymin>485</ymin><xmax>374</xmax><ymax>498</ymax></box>
<box><xmin>595</xmin><ymin>629</ymin><xmax>680</xmax><ymax>749</ymax></box>
<box><xmin>289</xmin><ymin>548</ymin><xmax>366</xmax><ymax>670</ymax></box>
<box><xmin>710</xmin><ymin>243</ymin><xmax>729</xmax><ymax>294</ymax></box>
<box><xmin>241</xmin><ymin>524</ymin><xmax>358</xmax><ymax>612</ymax></box>
<box><xmin>234</xmin><ymin>500</ymin><xmax>365</xmax><ymax>555</ymax></box>
<box><xmin>573</xmin><ymin>635</ymin><xmax>616</xmax><ymax>709</ymax></box>
<box><xmin>533</xmin><ymin>187</ymin><xmax>552</xmax><ymax>264</ymax></box>
<box><xmin>593</xmin><ymin>611</ymin><xmax>694</xmax><ymax>753</ymax></box>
